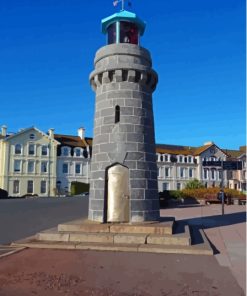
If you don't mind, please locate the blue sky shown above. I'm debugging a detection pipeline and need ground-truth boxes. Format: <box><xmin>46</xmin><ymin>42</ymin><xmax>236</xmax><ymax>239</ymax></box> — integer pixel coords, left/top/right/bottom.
<box><xmin>0</xmin><ymin>0</ymin><xmax>245</xmax><ymax>149</ymax></box>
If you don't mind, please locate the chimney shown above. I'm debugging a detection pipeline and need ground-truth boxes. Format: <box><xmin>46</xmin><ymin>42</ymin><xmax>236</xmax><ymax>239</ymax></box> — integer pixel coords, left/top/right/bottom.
<box><xmin>78</xmin><ymin>127</ymin><xmax>85</xmax><ymax>139</ymax></box>
<box><xmin>1</xmin><ymin>125</ymin><xmax>7</xmax><ymax>137</ymax></box>
<box><xmin>204</xmin><ymin>141</ymin><xmax>214</xmax><ymax>146</ymax></box>
<box><xmin>48</xmin><ymin>128</ymin><xmax>54</xmax><ymax>139</ymax></box>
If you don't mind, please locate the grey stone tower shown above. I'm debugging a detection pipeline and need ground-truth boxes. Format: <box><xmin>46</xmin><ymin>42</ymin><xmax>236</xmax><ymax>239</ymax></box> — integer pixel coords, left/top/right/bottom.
<box><xmin>88</xmin><ymin>10</ymin><xmax>159</xmax><ymax>223</ymax></box>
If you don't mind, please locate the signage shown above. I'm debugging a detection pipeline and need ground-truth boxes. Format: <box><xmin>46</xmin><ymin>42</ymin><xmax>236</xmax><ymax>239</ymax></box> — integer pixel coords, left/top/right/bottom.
<box><xmin>223</xmin><ymin>161</ymin><xmax>242</xmax><ymax>170</ymax></box>
<box><xmin>202</xmin><ymin>161</ymin><xmax>243</xmax><ymax>170</ymax></box>
<box><xmin>202</xmin><ymin>161</ymin><xmax>222</xmax><ymax>167</ymax></box>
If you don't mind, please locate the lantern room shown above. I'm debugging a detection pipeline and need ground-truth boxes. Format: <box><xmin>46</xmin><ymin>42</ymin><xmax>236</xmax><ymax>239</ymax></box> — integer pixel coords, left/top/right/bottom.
<box><xmin>101</xmin><ymin>10</ymin><xmax>146</xmax><ymax>45</ymax></box>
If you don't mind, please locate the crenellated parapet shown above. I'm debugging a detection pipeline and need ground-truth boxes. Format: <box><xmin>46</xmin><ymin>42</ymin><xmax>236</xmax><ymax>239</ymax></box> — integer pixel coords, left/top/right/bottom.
<box><xmin>90</xmin><ymin>68</ymin><xmax>158</xmax><ymax>92</ymax></box>
<box><xmin>89</xmin><ymin>44</ymin><xmax>158</xmax><ymax>93</ymax></box>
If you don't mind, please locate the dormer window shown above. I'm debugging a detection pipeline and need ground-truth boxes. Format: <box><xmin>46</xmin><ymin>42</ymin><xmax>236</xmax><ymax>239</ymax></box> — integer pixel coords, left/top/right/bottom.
<box><xmin>29</xmin><ymin>133</ymin><xmax>35</xmax><ymax>140</ymax></box>
<box><xmin>62</xmin><ymin>147</ymin><xmax>70</xmax><ymax>156</ymax></box>
<box><xmin>74</xmin><ymin>148</ymin><xmax>81</xmax><ymax>157</ymax></box>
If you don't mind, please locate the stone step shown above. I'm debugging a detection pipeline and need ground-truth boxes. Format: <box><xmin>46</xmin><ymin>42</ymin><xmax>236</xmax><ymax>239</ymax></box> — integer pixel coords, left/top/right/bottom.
<box><xmin>58</xmin><ymin>219</ymin><xmax>174</xmax><ymax>235</ymax></box>
<box><xmin>37</xmin><ymin>227</ymin><xmax>190</xmax><ymax>246</ymax></box>
<box><xmin>11</xmin><ymin>234</ymin><xmax>213</xmax><ymax>256</ymax></box>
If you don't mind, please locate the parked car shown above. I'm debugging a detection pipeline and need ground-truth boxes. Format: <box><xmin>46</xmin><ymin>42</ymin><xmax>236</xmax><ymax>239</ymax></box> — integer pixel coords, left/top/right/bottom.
<box><xmin>81</xmin><ymin>192</ymin><xmax>89</xmax><ymax>196</ymax></box>
<box><xmin>0</xmin><ymin>188</ymin><xmax>8</xmax><ymax>199</ymax></box>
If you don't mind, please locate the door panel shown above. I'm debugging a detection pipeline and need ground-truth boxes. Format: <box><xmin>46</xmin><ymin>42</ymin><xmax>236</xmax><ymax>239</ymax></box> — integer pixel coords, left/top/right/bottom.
<box><xmin>107</xmin><ymin>164</ymin><xmax>129</xmax><ymax>222</ymax></box>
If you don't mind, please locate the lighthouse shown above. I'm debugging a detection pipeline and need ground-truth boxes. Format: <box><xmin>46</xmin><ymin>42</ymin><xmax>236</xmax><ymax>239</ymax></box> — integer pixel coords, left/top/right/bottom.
<box><xmin>88</xmin><ymin>7</ymin><xmax>159</xmax><ymax>223</ymax></box>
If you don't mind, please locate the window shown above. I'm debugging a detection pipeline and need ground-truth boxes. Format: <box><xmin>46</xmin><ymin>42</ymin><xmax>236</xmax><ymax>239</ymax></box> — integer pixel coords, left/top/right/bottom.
<box><xmin>75</xmin><ymin>163</ymin><xmax>81</xmax><ymax>174</ymax></box>
<box><xmin>27</xmin><ymin>180</ymin><xmax>33</xmax><ymax>194</ymax></box>
<box><xmin>75</xmin><ymin>149</ymin><xmax>81</xmax><ymax>157</ymax></box>
<box><xmin>211</xmin><ymin>169</ymin><xmax>216</xmax><ymax>180</ymax></box>
<box><xmin>120</xmin><ymin>21</ymin><xmax>138</xmax><ymax>45</ymax></box>
<box><xmin>13</xmin><ymin>180</ymin><xmax>20</xmax><ymax>194</ymax></box>
<box><xmin>184</xmin><ymin>157</ymin><xmax>187</xmax><ymax>163</ymax></box>
<box><xmin>63</xmin><ymin>163</ymin><xmax>69</xmax><ymax>174</ymax></box>
<box><xmin>42</xmin><ymin>146</ymin><xmax>48</xmax><ymax>156</ymax></box>
<box><xmin>62</xmin><ymin>147</ymin><xmax>69</xmax><ymax>156</ymax></box>
<box><xmin>115</xmin><ymin>105</ymin><xmax>120</xmax><ymax>123</ymax></box>
<box><xmin>28</xmin><ymin>161</ymin><xmax>35</xmax><ymax>173</ymax></box>
<box><xmin>203</xmin><ymin>169</ymin><xmax>208</xmax><ymax>179</ymax></box>
<box><xmin>189</xmin><ymin>168</ymin><xmax>193</xmax><ymax>178</ymax></box>
<box><xmin>14</xmin><ymin>160</ymin><xmax>21</xmax><ymax>172</ymax></box>
<box><xmin>179</xmin><ymin>156</ymin><xmax>183</xmax><ymax>163</ymax></box>
<box><xmin>218</xmin><ymin>170</ymin><xmax>222</xmax><ymax>180</ymax></box>
<box><xmin>188</xmin><ymin>156</ymin><xmax>192</xmax><ymax>163</ymax></box>
<box><xmin>160</xmin><ymin>155</ymin><xmax>163</xmax><ymax>162</ymax></box>
<box><xmin>164</xmin><ymin>155</ymin><xmax>169</xmax><ymax>162</ymax></box>
<box><xmin>163</xmin><ymin>183</ymin><xmax>169</xmax><ymax>191</ymax></box>
<box><xmin>177</xmin><ymin>183</ymin><xmax>181</xmax><ymax>190</ymax></box>
<box><xmin>28</xmin><ymin>144</ymin><xmax>35</xmax><ymax>155</ymax></box>
<box><xmin>40</xmin><ymin>181</ymin><xmax>46</xmax><ymax>194</ymax></box>
<box><xmin>180</xmin><ymin>168</ymin><xmax>185</xmax><ymax>178</ymax></box>
<box><xmin>165</xmin><ymin>167</ymin><xmax>170</xmax><ymax>177</ymax></box>
<box><xmin>107</xmin><ymin>22</ymin><xmax>116</xmax><ymax>44</ymax></box>
<box><xmin>29</xmin><ymin>134</ymin><xmax>35</xmax><ymax>140</ymax></box>
<box><xmin>15</xmin><ymin>144</ymin><xmax>22</xmax><ymax>154</ymax></box>
<box><xmin>41</xmin><ymin>162</ymin><xmax>48</xmax><ymax>173</ymax></box>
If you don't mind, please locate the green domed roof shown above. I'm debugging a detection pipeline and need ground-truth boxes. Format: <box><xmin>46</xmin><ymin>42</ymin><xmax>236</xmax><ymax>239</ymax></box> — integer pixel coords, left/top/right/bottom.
<box><xmin>101</xmin><ymin>10</ymin><xmax>146</xmax><ymax>36</ymax></box>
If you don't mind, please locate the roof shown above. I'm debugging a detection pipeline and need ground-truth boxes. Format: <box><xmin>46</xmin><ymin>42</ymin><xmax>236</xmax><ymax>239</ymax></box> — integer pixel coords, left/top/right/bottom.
<box><xmin>101</xmin><ymin>10</ymin><xmax>146</xmax><ymax>36</ymax></box>
<box><xmin>54</xmin><ymin>134</ymin><xmax>92</xmax><ymax>148</ymax></box>
<box><xmin>156</xmin><ymin>143</ymin><xmax>229</xmax><ymax>157</ymax></box>
<box><xmin>156</xmin><ymin>144</ymin><xmax>196</xmax><ymax>156</ymax></box>
<box><xmin>222</xmin><ymin>149</ymin><xmax>245</xmax><ymax>159</ymax></box>
<box><xmin>2</xmin><ymin>127</ymin><xmax>60</xmax><ymax>144</ymax></box>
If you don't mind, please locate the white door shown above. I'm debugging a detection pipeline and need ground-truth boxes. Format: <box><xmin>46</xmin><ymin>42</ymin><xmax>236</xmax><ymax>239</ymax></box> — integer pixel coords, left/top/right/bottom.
<box><xmin>107</xmin><ymin>164</ymin><xmax>130</xmax><ymax>222</ymax></box>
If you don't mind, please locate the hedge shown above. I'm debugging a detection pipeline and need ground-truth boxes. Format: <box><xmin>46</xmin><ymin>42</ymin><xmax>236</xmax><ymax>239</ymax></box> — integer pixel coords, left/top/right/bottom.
<box><xmin>181</xmin><ymin>187</ymin><xmax>245</xmax><ymax>200</ymax></box>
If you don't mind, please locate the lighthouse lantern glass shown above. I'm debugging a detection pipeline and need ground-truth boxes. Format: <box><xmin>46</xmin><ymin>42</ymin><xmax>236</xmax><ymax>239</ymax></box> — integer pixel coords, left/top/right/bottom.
<box><xmin>107</xmin><ymin>23</ymin><xmax>116</xmax><ymax>44</ymax></box>
<box><xmin>120</xmin><ymin>21</ymin><xmax>138</xmax><ymax>44</ymax></box>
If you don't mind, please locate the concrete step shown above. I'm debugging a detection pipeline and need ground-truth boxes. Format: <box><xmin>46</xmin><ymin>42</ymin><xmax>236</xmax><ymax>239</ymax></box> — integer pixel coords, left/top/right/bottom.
<box><xmin>11</xmin><ymin>230</ymin><xmax>213</xmax><ymax>255</ymax></box>
<box><xmin>11</xmin><ymin>220</ymin><xmax>213</xmax><ymax>255</ymax></box>
<box><xmin>58</xmin><ymin>219</ymin><xmax>174</xmax><ymax>235</ymax></box>
<box><xmin>38</xmin><ymin>228</ymin><xmax>190</xmax><ymax>246</ymax></box>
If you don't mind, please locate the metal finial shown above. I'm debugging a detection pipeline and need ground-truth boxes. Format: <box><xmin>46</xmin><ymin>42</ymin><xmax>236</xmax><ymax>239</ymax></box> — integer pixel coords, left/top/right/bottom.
<box><xmin>113</xmin><ymin>0</ymin><xmax>131</xmax><ymax>11</ymax></box>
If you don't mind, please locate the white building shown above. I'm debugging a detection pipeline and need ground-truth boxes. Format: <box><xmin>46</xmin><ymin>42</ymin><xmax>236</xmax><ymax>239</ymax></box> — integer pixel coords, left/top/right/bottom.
<box><xmin>55</xmin><ymin>128</ymin><xmax>92</xmax><ymax>194</ymax></box>
<box><xmin>156</xmin><ymin>142</ymin><xmax>228</xmax><ymax>191</ymax></box>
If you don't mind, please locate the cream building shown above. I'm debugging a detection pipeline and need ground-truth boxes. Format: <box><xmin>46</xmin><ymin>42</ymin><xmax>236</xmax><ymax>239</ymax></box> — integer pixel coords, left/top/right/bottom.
<box><xmin>0</xmin><ymin>124</ymin><xmax>245</xmax><ymax>196</ymax></box>
<box><xmin>0</xmin><ymin>126</ymin><xmax>59</xmax><ymax>197</ymax></box>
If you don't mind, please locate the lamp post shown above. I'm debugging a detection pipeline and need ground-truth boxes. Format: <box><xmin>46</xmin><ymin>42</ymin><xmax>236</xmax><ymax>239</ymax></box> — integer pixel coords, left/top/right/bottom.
<box><xmin>48</xmin><ymin>142</ymin><xmax>51</xmax><ymax>197</ymax></box>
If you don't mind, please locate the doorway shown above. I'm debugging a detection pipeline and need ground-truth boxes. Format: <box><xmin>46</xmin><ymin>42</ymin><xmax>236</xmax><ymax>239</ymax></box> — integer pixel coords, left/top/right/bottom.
<box><xmin>107</xmin><ymin>164</ymin><xmax>130</xmax><ymax>223</ymax></box>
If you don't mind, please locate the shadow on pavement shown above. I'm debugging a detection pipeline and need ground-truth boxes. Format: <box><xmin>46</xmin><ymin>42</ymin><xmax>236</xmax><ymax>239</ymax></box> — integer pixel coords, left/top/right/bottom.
<box><xmin>179</xmin><ymin>211</ymin><xmax>246</xmax><ymax>229</ymax></box>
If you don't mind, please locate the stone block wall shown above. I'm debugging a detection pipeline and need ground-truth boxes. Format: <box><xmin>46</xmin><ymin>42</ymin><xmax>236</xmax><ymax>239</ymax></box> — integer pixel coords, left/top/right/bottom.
<box><xmin>88</xmin><ymin>43</ymin><xmax>160</xmax><ymax>223</ymax></box>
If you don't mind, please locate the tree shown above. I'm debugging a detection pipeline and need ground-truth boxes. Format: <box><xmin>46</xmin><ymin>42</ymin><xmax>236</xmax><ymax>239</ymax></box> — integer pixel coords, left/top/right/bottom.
<box><xmin>185</xmin><ymin>179</ymin><xmax>204</xmax><ymax>189</ymax></box>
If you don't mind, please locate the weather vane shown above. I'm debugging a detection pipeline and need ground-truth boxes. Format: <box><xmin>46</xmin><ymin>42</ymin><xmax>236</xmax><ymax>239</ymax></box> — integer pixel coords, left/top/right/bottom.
<box><xmin>113</xmin><ymin>0</ymin><xmax>132</xmax><ymax>11</ymax></box>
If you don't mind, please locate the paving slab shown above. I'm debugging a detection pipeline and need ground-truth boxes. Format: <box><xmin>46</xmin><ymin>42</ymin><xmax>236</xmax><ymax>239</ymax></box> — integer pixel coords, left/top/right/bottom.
<box><xmin>160</xmin><ymin>204</ymin><xmax>246</xmax><ymax>293</ymax></box>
